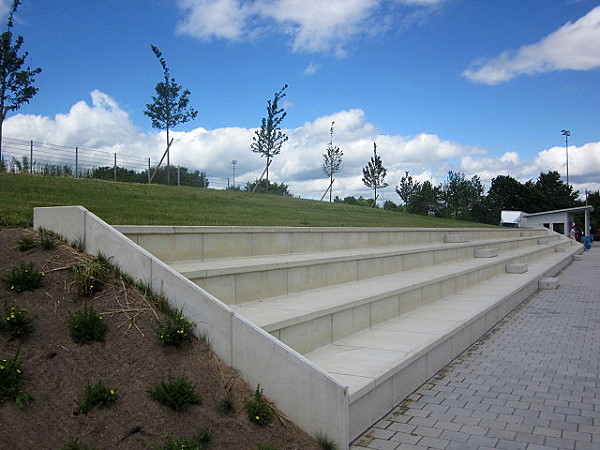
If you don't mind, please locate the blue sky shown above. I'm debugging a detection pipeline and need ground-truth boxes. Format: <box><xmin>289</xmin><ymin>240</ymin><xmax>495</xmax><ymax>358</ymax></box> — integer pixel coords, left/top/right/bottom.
<box><xmin>3</xmin><ymin>0</ymin><xmax>600</xmax><ymax>203</ymax></box>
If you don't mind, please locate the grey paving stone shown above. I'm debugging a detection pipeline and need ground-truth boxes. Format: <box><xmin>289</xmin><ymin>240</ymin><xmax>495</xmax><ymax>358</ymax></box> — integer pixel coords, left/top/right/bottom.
<box><xmin>351</xmin><ymin>248</ymin><xmax>600</xmax><ymax>450</ymax></box>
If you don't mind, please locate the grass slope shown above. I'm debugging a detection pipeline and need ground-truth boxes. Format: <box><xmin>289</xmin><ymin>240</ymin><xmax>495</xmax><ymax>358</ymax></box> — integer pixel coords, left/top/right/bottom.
<box><xmin>0</xmin><ymin>172</ymin><xmax>492</xmax><ymax>228</ymax></box>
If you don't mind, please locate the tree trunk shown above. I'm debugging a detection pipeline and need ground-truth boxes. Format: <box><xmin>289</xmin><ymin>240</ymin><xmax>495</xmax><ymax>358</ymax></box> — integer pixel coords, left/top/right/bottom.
<box><xmin>166</xmin><ymin>127</ymin><xmax>170</xmax><ymax>185</ymax></box>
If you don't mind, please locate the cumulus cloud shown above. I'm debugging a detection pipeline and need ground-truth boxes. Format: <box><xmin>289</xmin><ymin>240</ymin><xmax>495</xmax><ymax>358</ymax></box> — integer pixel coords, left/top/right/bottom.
<box><xmin>463</xmin><ymin>6</ymin><xmax>600</xmax><ymax>84</ymax></box>
<box><xmin>5</xmin><ymin>90</ymin><xmax>600</xmax><ymax>202</ymax></box>
<box><xmin>175</xmin><ymin>0</ymin><xmax>449</xmax><ymax>55</ymax></box>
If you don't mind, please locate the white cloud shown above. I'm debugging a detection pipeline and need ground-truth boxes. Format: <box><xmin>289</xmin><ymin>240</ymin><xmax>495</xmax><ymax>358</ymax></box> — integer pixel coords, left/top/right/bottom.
<box><xmin>176</xmin><ymin>0</ymin><xmax>253</xmax><ymax>40</ymax></box>
<box><xmin>175</xmin><ymin>0</ymin><xmax>448</xmax><ymax>55</ymax></box>
<box><xmin>0</xmin><ymin>0</ymin><xmax>10</xmax><ymax>19</ymax></box>
<box><xmin>464</xmin><ymin>6</ymin><xmax>600</xmax><ymax>85</ymax></box>
<box><xmin>5</xmin><ymin>90</ymin><xmax>600</xmax><ymax>202</ymax></box>
<box><xmin>303</xmin><ymin>61</ymin><xmax>320</xmax><ymax>75</ymax></box>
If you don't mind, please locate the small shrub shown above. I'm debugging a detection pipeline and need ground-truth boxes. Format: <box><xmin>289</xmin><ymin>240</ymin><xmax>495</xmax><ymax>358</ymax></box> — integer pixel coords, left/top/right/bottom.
<box><xmin>0</xmin><ymin>348</ymin><xmax>31</xmax><ymax>408</ymax></box>
<box><xmin>1</xmin><ymin>303</ymin><xmax>35</xmax><ymax>337</ymax></box>
<box><xmin>315</xmin><ymin>432</ymin><xmax>338</xmax><ymax>450</ymax></box>
<box><xmin>216</xmin><ymin>392</ymin><xmax>236</xmax><ymax>416</ymax></box>
<box><xmin>157</xmin><ymin>310</ymin><xmax>196</xmax><ymax>346</ymax></box>
<box><xmin>71</xmin><ymin>260</ymin><xmax>108</xmax><ymax>297</ymax></box>
<box><xmin>68</xmin><ymin>304</ymin><xmax>107</xmax><ymax>344</ymax></box>
<box><xmin>71</xmin><ymin>237</ymin><xmax>84</xmax><ymax>253</ymax></box>
<box><xmin>148</xmin><ymin>373</ymin><xmax>202</xmax><ymax>411</ymax></box>
<box><xmin>257</xmin><ymin>444</ymin><xmax>280</xmax><ymax>450</ymax></box>
<box><xmin>61</xmin><ymin>438</ymin><xmax>98</xmax><ymax>450</ymax></box>
<box><xmin>17</xmin><ymin>236</ymin><xmax>36</xmax><ymax>251</ymax></box>
<box><xmin>2</xmin><ymin>262</ymin><xmax>45</xmax><ymax>293</ymax></box>
<box><xmin>155</xmin><ymin>431</ymin><xmax>211</xmax><ymax>450</ymax></box>
<box><xmin>246</xmin><ymin>385</ymin><xmax>273</xmax><ymax>426</ymax></box>
<box><xmin>39</xmin><ymin>234</ymin><xmax>57</xmax><ymax>250</ymax></box>
<box><xmin>77</xmin><ymin>380</ymin><xmax>117</xmax><ymax>414</ymax></box>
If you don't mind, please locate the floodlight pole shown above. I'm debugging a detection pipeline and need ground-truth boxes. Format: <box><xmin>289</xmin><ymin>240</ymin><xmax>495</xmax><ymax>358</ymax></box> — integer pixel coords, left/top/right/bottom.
<box><xmin>231</xmin><ymin>160</ymin><xmax>237</xmax><ymax>188</ymax></box>
<box><xmin>561</xmin><ymin>130</ymin><xmax>570</xmax><ymax>186</ymax></box>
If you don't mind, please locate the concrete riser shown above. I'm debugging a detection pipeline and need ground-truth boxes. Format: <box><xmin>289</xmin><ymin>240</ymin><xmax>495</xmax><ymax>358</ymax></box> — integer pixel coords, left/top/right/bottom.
<box><xmin>267</xmin><ymin>243</ymin><xmax>568</xmax><ymax>355</ymax></box>
<box><xmin>118</xmin><ymin>226</ymin><xmax>552</xmax><ymax>263</ymax></box>
<box><xmin>187</xmin><ymin>236</ymin><xmax>556</xmax><ymax>305</ymax></box>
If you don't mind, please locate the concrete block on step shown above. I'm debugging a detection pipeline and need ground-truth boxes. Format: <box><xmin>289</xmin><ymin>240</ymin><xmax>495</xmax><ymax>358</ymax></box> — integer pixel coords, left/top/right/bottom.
<box><xmin>474</xmin><ymin>248</ymin><xmax>498</xmax><ymax>258</ymax></box>
<box><xmin>444</xmin><ymin>233</ymin><xmax>469</xmax><ymax>243</ymax></box>
<box><xmin>539</xmin><ymin>277</ymin><xmax>559</xmax><ymax>290</ymax></box>
<box><xmin>506</xmin><ymin>263</ymin><xmax>528</xmax><ymax>274</ymax></box>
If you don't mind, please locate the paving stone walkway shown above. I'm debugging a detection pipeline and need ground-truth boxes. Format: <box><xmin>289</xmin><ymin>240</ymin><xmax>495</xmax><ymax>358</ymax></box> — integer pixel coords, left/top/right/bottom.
<box><xmin>351</xmin><ymin>247</ymin><xmax>600</xmax><ymax>450</ymax></box>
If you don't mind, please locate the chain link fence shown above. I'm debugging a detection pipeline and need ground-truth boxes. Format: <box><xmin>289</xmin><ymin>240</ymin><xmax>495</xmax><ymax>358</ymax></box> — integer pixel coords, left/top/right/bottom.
<box><xmin>0</xmin><ymin>137</ymin><xmax>236</xmax><ymax>189</ymax></box>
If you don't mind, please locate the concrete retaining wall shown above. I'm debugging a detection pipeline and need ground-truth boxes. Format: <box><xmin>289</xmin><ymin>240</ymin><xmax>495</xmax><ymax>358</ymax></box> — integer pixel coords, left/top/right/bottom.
<box><xmin>34</xmin><ymin>206</ymin><xmax>350</xmax><ymax>448</ymax></box>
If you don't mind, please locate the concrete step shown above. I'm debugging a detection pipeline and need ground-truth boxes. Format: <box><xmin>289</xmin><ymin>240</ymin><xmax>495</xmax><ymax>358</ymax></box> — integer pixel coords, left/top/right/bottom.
<box><xmin>171</xmin><ymin>235</ymin><xmax>562</xmax><ymax>305</ymax></box>
<box><xmin>231</xmin><ymin>239</ymin><xmax>570</xmax><ymax>355</ymax></box>
<box><xmin>302</xmin><ymin>246</ymin><xmax>581</xmax><ymax>441</ymax></box>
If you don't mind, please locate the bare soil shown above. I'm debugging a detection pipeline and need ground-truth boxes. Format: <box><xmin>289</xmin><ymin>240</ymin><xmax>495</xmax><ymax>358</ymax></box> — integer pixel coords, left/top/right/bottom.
<box><xmin>0</xmin><ymin>228</ymin><xmax>321</xmax><ymax>450</ymax></box>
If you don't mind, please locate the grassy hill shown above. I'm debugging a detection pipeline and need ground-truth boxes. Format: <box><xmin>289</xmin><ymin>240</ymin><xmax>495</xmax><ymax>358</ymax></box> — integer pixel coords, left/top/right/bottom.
<box><xmin>0</xmin><ymin>172</ymin><xmax>493</xmax><ymax>228</ymax></box>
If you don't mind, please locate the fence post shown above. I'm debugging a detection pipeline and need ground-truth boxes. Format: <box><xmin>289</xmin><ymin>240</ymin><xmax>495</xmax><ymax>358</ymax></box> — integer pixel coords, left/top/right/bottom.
<box><xmin>148</xmin><ymin>158</ymin><xmax>150</xmax><ymax>183</ymax></box>
<box><xmin>75</xmin><ymin>147</ymin><xmax>78</xmax><ymax>178</ymax></box>
<box><xmin>114</xmin><ymin>153</ymin><xmax>117</xmax><ymax>182</ymax></box>
<box><xmin>30</xmin><ymin>140</ymin><xmax>33</xmax><ymax>174</ymax></box>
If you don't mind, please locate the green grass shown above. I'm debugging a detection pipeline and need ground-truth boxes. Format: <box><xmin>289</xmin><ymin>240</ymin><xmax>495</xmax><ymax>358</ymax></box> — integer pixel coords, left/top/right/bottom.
<box><xmin>0</xmin><ymin>172</ymin><xmax>492</xmax><ymax>228</ymax></box>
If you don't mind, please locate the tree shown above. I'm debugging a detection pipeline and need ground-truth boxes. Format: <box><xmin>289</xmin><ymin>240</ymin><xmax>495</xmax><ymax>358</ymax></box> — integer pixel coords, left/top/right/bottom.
<box><xmin>534</xmin><ymin>171</ymin><xmax>578</xmax><ymax>211</ymax></box>
<box><xmin>440</xmin><ymin>171</ymin><xmax>484</xmax><ymax>220</ymax></box>
<box><xmin>407</xmin><ymin>180</ymin><xmax>441</xmax><ymax>216</ymax></box>
<box><xmin>321</xmin><ymin>121</ymin><xmax>343</xmax><ymax>202</ymax></box>
<box><xmin>395</xmin><ymin>171</ymin><xmax>420</xmax><ymax>205</ymax></box>
<box><xmin>362</xmin><ymin>142</ymin><xmax>388</xmax><ymax>206</ymax></box>
<box><xmin>145</xmin><ymin>45</ymin><xmax>197</xmax><ymax>184</ymax></box>
<box><xmin>251</xmin><ymin>84</ymin><xmax>288</xmax><ymax>192</ymax></box>
<box><xmin>244</xmin><ymin>179</ymin><xmax>292</xmax><ymax>196</ymax></box>
<box><xmin>0</xmin><ymin>0</ymin><xmax>42</xmax><ymax>163</ymax></box>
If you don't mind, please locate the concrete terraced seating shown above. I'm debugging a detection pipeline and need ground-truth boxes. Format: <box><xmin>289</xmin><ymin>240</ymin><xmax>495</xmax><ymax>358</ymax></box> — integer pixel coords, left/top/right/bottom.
<box><xmin>117</xmin><ymin>225</ymin><xmax>582</xmax><ymax>444</ymax></box>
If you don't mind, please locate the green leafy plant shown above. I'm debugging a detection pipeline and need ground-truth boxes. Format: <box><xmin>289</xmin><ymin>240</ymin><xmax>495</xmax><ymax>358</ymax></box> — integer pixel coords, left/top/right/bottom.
<box><xmin>148</xmin><ymin>373</ymin><xmax>202</xmax><ymax>411</ymax></box>
<box><xmin>315</xmin><ymin>432</ymin><xmax>338</xmax><ymax>450</ymax></box>
<box><xmin>61</xmin><ymin>438</ymin><xmax>98</xmax><ymax>450</ymax></box>
<box><xmin>157</xmin><ymin>309</ymin><xmax>196</xmax><ymax>346</ymax></box>
<box><xmin>257</xmin><ymin>444</ymin><xmax>280</xmax><ymax>450</ymax></box>
<box><xmin>77</xmin><ymin>380</ymin><xmax>117</xmax><ymax>414</ymax></box>
<box><xmin>68</xmin><ymin>304</ymin><xmax>107</xmax><ymax>344</ymax></box>
<box><xmin>2</xmin><ymin>262</ymin><xmax>44</xmax><ymax>293</ymax></box>
<box><xmin>0</xmin><ymin>348</ymin><xmax>32</xmax><ymax>408</ymax></box>
<box><xmin>1</xmin><ymin>302</ymin><xmax>35</xmax><ymax>337</ymax></box>
<box><xmin>39</xmin><ymin>233</ymin><xmax>57</xmax><ymax>250</ymax></box>
<box><xmin>71</xmin><ymin>260</ymin><xmax>108</xmax><ymax>297</ymax></box>
<box><xmin>155</xmin><ymin>431</ymin><xmax>211</xmax><ymax>450</ymax></box>
<box><xmin>17</xmin><ymin>236</ymin><xmax>36</xmax><ymax>251</ymax></box>
<box><xmin>246</xmin><ymin>385</ymin><xmax>273</xmax><ymax>426</ymax></box>
<box><xmin>216</xmin><ymin>392</ymin><xmax>236</xmax><ymax>416</ymax></box>
<box><xmin>70</xmin><ymin>237</ymin><xmax>84</xmax><ymax>253</ymax></box>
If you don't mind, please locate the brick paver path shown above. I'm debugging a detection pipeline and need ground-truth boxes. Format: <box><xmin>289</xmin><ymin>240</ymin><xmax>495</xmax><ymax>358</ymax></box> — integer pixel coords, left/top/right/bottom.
<box><xmin>352</xmin><ymin>247</ymin><xmax>600</xmax><ymax>450</ymax></box>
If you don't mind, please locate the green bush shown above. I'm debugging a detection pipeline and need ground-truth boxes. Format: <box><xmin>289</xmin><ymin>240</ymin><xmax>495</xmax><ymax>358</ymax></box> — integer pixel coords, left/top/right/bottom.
<box><xmin>1</xmin><ymin>303</ymin><xmax>35</xmax><ymax>337</ymax></box>
<box><xmin>0</xmin><ymin>348</ymin><xmax>32</xmax><ymax>408</ymax></box>
<box><xmin>71</xmin><ymin>260</ymin><xmax>108</xmax><ymax>297</ymax></box>
<box><xmin>39</xmin><ymin>234</ymin><xmax>57</xmax><ymax>250</ymax></box>
<box><xmin>157</xmin><ymin>310</ymin><xmax>196</xmax><ymax>346</ymax></box>
<box><xmin>155</xmin><ymin>431</ymin><xmax>211</xmax><ymax>450</ymax></box>
<box><xmin>77</xmin><ymin>380</ymin><xmax>117</xmax><ymax>414</ymax></box>
<box><xmin>216</xmin><ymin>392</ymin><xmax>236</xmax><ymax>416</ymax></box>
<box><xmin>246</xmin><ymin>385</ymin><xmax>273</xmax><ymax>426</ymax></box>
<box><xmin>148</xmin><ymin>373</ymin><xmax>202</xmax><ymax>411</ymax></box>
<box><xmin>315</xmin><ymin>432</ymin><xmax>338</xmax><ymax>450</ymax></box>
<box><xmin>17</xmin><ymin>236</ymin><xmax>36</xmax><ymax>251</ymax></box>
<box><xmin>2</xmin><ymin>262</ymin><xmax>44</xmax><ymax>293</ymax></box>
<box><xmin>61</xmin><ymin>438</ymin><xmax>98</xmax><ymax>450</ymax></box>
<box><xmin>257</xmin><ymin>444</ymin><xmax>280</xmax><ymax>450</ymax></box>
<box><xmin>68</xmin><ymin>304</ymin><xmax>107</xmax><ymax>344</ymax></box>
